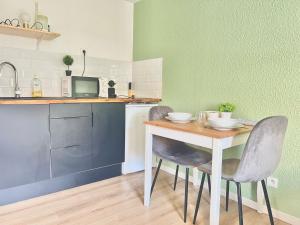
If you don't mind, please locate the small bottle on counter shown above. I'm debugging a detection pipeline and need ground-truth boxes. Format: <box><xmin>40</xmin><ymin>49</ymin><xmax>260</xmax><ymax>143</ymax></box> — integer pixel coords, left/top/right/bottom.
<box><xmin>32</xmin><ymin>75</ymin><xmax>43</xmax><ymax>97</ymax></box>
<box><xmin>128</xmin><ymin>82</ymin><xmax>135</xmax><ymax>99</ymax></box>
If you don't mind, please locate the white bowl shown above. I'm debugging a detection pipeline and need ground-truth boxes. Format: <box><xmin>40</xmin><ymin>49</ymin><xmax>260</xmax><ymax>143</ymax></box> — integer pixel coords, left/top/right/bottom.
<box><xmin>208</xmin><ymin>118</ymin><xmax>240</xmax><ymax>128</ymax></box>
<box><xmin>205</xmin><ymin>111</ymin><xmax>219</xmax><ymax>119</ymax></box>
<box><xmin>168</xmin><ymin>112</ymin><xmax>192</xmax><ymax>121</ymax></box>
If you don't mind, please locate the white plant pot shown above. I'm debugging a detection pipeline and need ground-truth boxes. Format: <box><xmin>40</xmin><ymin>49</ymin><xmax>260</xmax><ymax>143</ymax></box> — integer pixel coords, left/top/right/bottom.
<box><xmin>220</xmin><ymin>112</ymin><xmax>232</xmax><ymax>119</ymax></box>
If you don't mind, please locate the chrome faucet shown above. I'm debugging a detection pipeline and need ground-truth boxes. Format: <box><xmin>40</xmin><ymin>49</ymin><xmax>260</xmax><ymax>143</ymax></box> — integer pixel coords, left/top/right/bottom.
<box><xmin>0</xmin><ymin>61</ymin><xmax>21</xmax><ymax>98</ymax></box>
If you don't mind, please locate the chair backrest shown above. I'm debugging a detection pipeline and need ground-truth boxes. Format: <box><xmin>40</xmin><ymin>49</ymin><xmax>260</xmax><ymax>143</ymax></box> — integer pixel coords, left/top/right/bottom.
<box><xmin>149</xmin><ymin>106</ymin><xmax>173</xmax><ymax>121</ymax></box>
<box><xmin>234</xmin><ymin>116</ymin><xmax>288</xmax><ymax>183</ymax></box>
<box><xmin>149</xmin><ymin>106</ymin><xmax>180</xmax><ymax>153</ymax></box>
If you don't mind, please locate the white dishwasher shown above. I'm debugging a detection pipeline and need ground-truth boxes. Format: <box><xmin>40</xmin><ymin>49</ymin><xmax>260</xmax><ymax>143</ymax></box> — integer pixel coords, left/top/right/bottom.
<box><xmin>122</xmin><ymin>103</ymin><xmax>158</xmax><ymax>174</ymax></box>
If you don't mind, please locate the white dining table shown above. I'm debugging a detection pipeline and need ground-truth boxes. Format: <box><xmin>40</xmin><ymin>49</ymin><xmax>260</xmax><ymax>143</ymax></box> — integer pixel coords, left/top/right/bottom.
<box><xmin>143</xmin><ymin>120</ymin><xmax>253</xmax><ymax>225</ymax></box>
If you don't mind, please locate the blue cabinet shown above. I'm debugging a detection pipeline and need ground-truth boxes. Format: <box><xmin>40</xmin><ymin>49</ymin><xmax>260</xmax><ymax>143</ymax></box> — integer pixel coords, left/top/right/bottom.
<box><xmin>51</xmin><ymin>144</ymin><xmax>92</xmax><ymax>177</ymax></box>
<box><xmin>0</xmin><ymin>105</ymin><xmax>50</xmax><ymax>189</ymax></box>
<box><xmin>49</xmin><ymin>104</ymin><xmax>93</xmax><ymax>177</ymax></box>
<box><xmin>0</xmin><ymin>102</ymin><xmax>125</xmax><ymax>205</ymax></box>
<box><xmin>49</xmin><ymin>103</ymin><xmax>126</xmax><ymax>176</ymax></box>
<box><xmin>92</xmin><ymin>103</ymin><xmax>126</xmax><ymax>168</ymax></box>
<box><xmin>50</xmin><ymin>116</ymin><xmax>92</xmax><ymax>149</ymax></box>
<box><xmin>50</xmin><ymin>104</ymin><xmax>91</xmax><ymax>118</ymax></box>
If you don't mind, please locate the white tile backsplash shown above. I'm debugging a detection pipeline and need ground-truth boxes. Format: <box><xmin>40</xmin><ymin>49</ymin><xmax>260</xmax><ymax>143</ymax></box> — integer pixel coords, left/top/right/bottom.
<box><xmin>0</xmin><ymin>47</ymin><xmax>132</xmax><ymax>97</ymax></box>
<box><xmin>133</xmin><ymin>58</ymin><xmax>163</xmax><ymax>99</ymax></box>
<box><xmin>0</xmin><ymin>47</ymin><xmax>162</xmax><ymax>99</ymax></box>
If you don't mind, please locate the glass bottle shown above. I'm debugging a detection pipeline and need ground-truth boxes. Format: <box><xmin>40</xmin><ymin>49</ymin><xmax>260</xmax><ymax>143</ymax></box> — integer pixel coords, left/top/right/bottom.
<box><xmin>128</xmin><ymin>82</ymin><xmax>135</xmax><ymax>99</ymax></box>
<box><xmin>32</xmin><ymin>75</ymin><xmax>43</xmax><ymax>97</ymax></box>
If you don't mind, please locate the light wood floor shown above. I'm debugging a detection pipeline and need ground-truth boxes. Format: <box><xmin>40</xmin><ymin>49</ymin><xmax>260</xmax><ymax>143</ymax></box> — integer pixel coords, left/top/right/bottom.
<box><xmin>0</xmin><ymin>171</ymin><xmax>289</xmax><ymax>225</ymax></box>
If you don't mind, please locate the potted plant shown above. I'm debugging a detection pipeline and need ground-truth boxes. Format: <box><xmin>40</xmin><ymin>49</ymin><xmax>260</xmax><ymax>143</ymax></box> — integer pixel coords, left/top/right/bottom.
<box><xmin>63</xmin><ymin>55</ymin><xmax>74</xmax><ymax>76</ymax></box>
<box><xmin>219</xmin><ymin>103</ymin><xmax>235</xmax><ymax>118</ymax></box>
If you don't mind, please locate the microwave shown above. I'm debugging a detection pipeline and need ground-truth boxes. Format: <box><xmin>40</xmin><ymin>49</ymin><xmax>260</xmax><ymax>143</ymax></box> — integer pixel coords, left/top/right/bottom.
<box><xmin>62</xmin><ymin>76</ymin><xmax>100</xmax><ymax>98</ymax></box>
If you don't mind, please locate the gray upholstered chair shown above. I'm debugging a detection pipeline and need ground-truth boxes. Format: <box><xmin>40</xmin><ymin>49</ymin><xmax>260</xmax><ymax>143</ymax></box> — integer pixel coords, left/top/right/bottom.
<box><xmin>149</xmin><ymin>106</ymin><xmax>212</xmax><ymax>223</ymax></box>
<box><xmin>193</xmin><ymin>116</ymin><xmax>288</xmax><ymax>225</ymax></box>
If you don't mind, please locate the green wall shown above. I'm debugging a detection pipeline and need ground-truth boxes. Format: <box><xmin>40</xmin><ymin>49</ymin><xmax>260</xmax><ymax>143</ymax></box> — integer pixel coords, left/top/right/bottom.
<box><xmin>133</xmin><ymin>0</ymin><xmax>300</xmax><ymax>218</ymax></box>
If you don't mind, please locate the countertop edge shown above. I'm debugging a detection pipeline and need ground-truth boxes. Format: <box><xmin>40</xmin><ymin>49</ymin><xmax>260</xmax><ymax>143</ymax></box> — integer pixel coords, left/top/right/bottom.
<box><xmin>0</xmin><ymin>98</ymin><xmax>161</xmax><ymax>105</ymax></box>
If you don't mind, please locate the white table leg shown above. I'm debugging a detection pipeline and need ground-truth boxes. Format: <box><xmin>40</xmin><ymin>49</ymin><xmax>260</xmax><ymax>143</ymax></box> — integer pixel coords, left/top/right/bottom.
<box><xmin>257</xmin><ymin>181</ymin><xmax>264</xmax><ymax>213</ymax></box>
<box><xmin>193</xmin><ymin>167</ymin><xmax>200</xmax><ymax>186</ymax></box>
<box><xmin>144</xmin><ymin>126</ymin><xmax>153</xmax><ymax>207</ymax></box>
<box><xmin>210</xmin><ymin>138</ymin><xmax>223</xmax><ymax>225</ymax></box>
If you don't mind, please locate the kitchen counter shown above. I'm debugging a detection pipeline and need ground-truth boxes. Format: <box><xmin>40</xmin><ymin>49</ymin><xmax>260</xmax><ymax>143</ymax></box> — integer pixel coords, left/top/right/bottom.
<box><xmin>0</xmin><ymin>100</ymin><xmax>142</xmax><ymax>205</ymax></box>
<box><xmin>0</xmin><ymin>97</ymin><xmax>161</xmax><ymax>105</ymax></box>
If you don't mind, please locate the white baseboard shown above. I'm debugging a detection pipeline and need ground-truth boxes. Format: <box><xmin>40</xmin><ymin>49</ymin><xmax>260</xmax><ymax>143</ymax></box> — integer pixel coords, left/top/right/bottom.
<box><xmin>222</xmin><ymin>186</ymin><xmax>300</xmax><ymax>225</ymax></box>
<box><xmin>159</xmin><ymin>165</ymin><xmax>300</xmax><ymax>225</ymax></box>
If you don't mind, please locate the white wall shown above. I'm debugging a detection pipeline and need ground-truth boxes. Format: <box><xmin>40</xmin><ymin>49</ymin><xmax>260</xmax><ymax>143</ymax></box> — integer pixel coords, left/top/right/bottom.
<box><xmin>0</xmin><ymin>0</ymin><xmax>133</xmax><ymax>61</ymax></box>
<box><xmin>0</xmin><ymin>0</ymin><xmax>162</xmax><ymax>99</ymax></box>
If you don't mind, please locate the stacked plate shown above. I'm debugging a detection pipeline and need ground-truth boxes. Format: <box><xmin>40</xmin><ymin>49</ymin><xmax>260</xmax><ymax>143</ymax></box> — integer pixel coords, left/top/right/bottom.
<box><xmin>166</xmin><ymin>112</ymin><xmax>194</xmax><ymax>124</ymax></box>
<box><xmin>208</xmin><ymin>118</ymin><xmax>244</xmax><ymax>131</ymax></box>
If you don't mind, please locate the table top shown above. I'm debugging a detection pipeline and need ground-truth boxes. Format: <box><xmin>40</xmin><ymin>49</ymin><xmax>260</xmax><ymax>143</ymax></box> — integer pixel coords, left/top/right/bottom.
<box><xmin>144</xmin><ymin>120</ymin><xmax>253</xmax><ymax>139</ymax></box>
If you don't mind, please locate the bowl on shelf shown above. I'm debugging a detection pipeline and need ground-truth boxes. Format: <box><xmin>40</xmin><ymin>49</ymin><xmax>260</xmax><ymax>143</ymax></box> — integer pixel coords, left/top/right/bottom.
<box><xmin>167</xmin><ymin>112</ymin><xmax>193</xmax><ymax>121</ymax></box>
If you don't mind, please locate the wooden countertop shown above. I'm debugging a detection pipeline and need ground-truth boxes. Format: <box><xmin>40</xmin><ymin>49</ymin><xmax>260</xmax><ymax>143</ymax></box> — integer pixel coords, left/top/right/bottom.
<box><xmin>0</xmin><ymin>97</ymin><xmax>161</xmax><ymax>105</ymax></box>
<box><xmin>144</xmin><ymin>120</ymin><xmax>253</xmax><ymax>139</ymax></box>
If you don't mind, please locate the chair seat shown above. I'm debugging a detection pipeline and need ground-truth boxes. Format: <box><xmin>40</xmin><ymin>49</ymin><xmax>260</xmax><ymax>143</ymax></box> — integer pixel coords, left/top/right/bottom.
<box><xmin>153</xmin><ymin>137</ymin><xmax>212</xmax><ymax>167</ymax></box>
<box><xmin>198</xmin><ymin>158</ymin><xmax>240</xmax><ymax>181</ymax></box>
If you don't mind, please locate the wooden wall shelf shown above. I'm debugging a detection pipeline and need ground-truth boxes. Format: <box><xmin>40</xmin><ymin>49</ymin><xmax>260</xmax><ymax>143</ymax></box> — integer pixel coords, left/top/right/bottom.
<box><xmin>0</xmin><ymin>24</ymin><xmax>60</xmax><ymax>40</ymax></box>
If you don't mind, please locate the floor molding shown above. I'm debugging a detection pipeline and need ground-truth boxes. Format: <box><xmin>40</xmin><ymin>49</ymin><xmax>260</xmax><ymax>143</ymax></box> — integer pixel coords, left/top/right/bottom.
<box><xmin>159</xmin><ymin>165</ymin><xmax>300</xmax><ymax>225</ymax></box>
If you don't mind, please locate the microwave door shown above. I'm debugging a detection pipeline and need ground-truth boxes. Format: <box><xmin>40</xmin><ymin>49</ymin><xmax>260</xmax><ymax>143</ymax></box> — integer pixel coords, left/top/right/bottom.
<box><xmin>72</xmin><ymin>77</ymin><xmax>100</xmax><ymax>97</ymax></box>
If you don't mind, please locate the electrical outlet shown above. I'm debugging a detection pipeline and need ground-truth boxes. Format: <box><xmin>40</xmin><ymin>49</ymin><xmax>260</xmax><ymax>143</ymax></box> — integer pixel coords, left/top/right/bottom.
<box><xmin>267</xmin><ymin>177</ymin><xmax>278</xmax><ymax>188</ymax></box>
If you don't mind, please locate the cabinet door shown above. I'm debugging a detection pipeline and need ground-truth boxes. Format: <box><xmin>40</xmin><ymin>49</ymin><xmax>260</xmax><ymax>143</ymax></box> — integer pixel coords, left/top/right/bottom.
<box><xmin>51</xmin><ymin>144</ymin><xmax>92</xmax><ymax>177</ymax></box>
<box><xmin>50</xmin><ymin>104</ymin><xmax>91</xmax><ymax>118</ymax></box>
<box><xmin>0</xmin><ymin>105</ymin><xmax>50</xmax><ymax>189</ymax></box>
<box><xmin>50</xmin><ymin>117</ymin><xmax>92</xmax><ymax>149</ymax></box>
<box><xmin>92</xmin><ymin>103</ymin><xmax>125</xmax><ymax>168</ymax></box>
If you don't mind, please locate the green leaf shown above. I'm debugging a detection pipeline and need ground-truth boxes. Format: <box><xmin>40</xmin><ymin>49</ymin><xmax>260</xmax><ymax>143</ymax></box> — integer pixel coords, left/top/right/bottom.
<box><xmin>218</xmin><ymin>103</ymin><xmax>235</xmax><ymax>112</ymax></box>
<box><xmin>63</xmin><ymin>55</ymin><xmax>74</xmax><ymax>66</ymax></box>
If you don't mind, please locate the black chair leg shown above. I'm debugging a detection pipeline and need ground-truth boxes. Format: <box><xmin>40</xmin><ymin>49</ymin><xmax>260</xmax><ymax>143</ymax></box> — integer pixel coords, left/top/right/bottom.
<box><xmin>261</xmin><ymin>180</ymin><xmax>275</xmax><ymax>225</ymax></box>
<box><xmin>150</xmin><ymin>159</ymin><xmax>162</xmax><ymax>196</ymax></box>
<box><xmin>207</xmin><ymin>174</ymin><xmax>211</xmax><ymax>196</ymax></box>
<box><xmin>174</xmin><ymin>165</ymin><xmax>179</xmax><ymax>191</ymax></box>
<box><xmin>184</xmin><ymin>168</ymin><xmax>189</xmax><ymax>223</ymax></box>
<box><xmin>226</xmin><ymin>180</ymin><xmax>230</xmax><ymax>212</ymax></box>
<box><xmin>193</xmin><ymin>173</ymin><xmax>206</xmax><ymax>224</ymax></box>
<box><xmin>236</xmin><ymin>182</ymin><xmax>243</xmax><ymax>225</ymax></box>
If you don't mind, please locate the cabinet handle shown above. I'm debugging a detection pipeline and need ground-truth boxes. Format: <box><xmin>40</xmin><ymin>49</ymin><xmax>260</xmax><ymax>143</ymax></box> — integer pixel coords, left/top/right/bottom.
<box><xmin>64</xmin><ymin>145</ymin><xmax>80</xmax><ymax>149</ymax></box>
<box><xmin>48</xmin><ymin>114</ymin><xmax>51</xmax><ymax>133</ymax></box>
<box><xmin>92</xmin><ymin>112</ymin><xmax>94</xmax><ymax>127</ymax></box>
<box><xmin>62</xmin><ymin>116</ymin><xmax>82</xmax><ymax>120</ymax></box>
